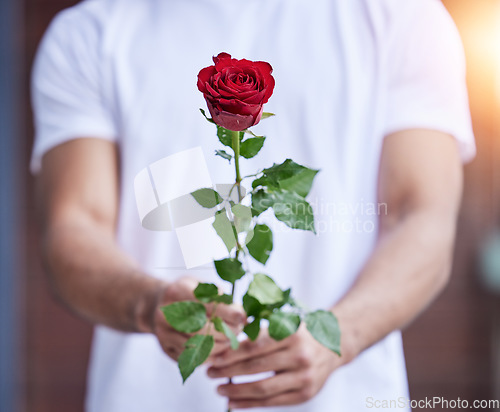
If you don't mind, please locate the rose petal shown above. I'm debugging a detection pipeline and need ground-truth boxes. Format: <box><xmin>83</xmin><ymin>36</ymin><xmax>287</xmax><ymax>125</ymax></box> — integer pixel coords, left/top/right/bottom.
<box><xmin>254</xmin><ymin>61</ymin><xmax>273</xmax><ymax>76</ymax></box>
<box><xmin>254</xmin><ymin>63</ymin><xmax>275</xmax><ymax>102</ymax></box>
<box><xmin>213</xmin><ymin>52</ymin><xmax>232</xmax><ymax>65</ymax></box>
<box><xmin>205</xmin><ymin>81</ymin><xmax>220</xmax><ymax>98</ymax></box>
<box><xmin>218</xmin><ymin>98</ymin><xmax>261</xmax><ymax>118</ymax></box>
<box><xmin>260</xmin><ymin>76</ymin><xmax>275</xmax><ymax>103</ymax></box>
<box><xmin>197</xmin><ymin>66</ymin><xmax>216</xmax><ymax>93</ymax></box>
<box><xmin>217</xmin><ymin>78</ymin><xmax>241</xmax><ymax>95</ymax></box>
<box><xmin>241</xmin><ymin>89</ymin><xmax>266</xmax><ymax>104</ymax></box>
<box><xmin>252</xmin><ymin>106</ymin><xmax>264</xmax><ymax>126</ymax></box>
<box><xmin>215</xmin><ymin>56</ymin><xmax>236</xmax><ymax>72</ymax></box>
<box><xmin>206</xmin><ymin>101</ymin><xmax>255</xmax><ymax>131</ymax></box>
<box><xmin>227</xmin><ymin>78</ymin><xmax>255</xmax><ymax>92</ymax></box>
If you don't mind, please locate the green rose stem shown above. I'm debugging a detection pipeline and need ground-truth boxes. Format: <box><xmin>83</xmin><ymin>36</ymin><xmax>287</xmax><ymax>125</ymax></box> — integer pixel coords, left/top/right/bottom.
<box><xmin>231</xmin><ymin>130</ymin><xmax>243</xmax><ymax>202</ymax></box>
<box><xmin>229</xmin><ymin>129</ymin><xmax>244</xmax><ymax>267</ymax></box>
<box><xmin>228</xmin><ymin>128</ymin><xmax>244</xmax><ymax>412</ymax></box>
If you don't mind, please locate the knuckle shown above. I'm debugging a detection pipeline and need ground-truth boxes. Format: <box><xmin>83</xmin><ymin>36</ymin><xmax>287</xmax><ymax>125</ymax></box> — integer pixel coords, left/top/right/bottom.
<box><xmin>252</xmin><ymin>338</ymin><xmax>266</xmax><ymax>351</ymax></box>
<box><xmin>165</xmin><ymin>284</ymin><xmax>182</xmax><ymax>301</ymax></box>
<box><xmin>214</xmin><ymin>367</ymin><xmax>229</xmax><ymax>377</ymax></box>
<box><xmin>216</xmin><ymin>353</ymin><xmax>229</xmax><ymax>364</ymax></box>
<box><xmin>252</xmin><ymin>382</ymin><xmax>269</xmax><ymax>397</ymax></box>
<box><xmin>213</xmin><ymin>341</ymin><xmax>229</xmax><ymax>353</ymax></box>
<box><xmin>300</xmin><ymin>370</ymin><xmax>314</xmax><ymax>387</ymax></box>
<box><xmin>179</xmin><ymin>276</ymin><xmax>197</xmax><ymax>287</ymax></box>
<box><xmin>247</xmin><ymin>357</ymin><xmax>264</xmax><ymax>371</ymax></box>
<box><xmin>239</xmin><ymin>340</ymin><xmax>254</xmax><ymax>353</ymax></box>
<box><xmin>288</xmin><ymin>331</ymin><xmax>300</xmax><ymax>343</ymax></box>
<box><xmin>299</xmin><ymin>386</ymin><xmax>315</xmax><ymax>402</ymax></box>
<box><xmin>243</xmin><ymin>339</ymin><xmax>263</xmax><ymax>355</ymax></box>
<box><xmin>295</xmin><ymin>350</ymin><xmax>312</xmax><ymax>368</ymax></box>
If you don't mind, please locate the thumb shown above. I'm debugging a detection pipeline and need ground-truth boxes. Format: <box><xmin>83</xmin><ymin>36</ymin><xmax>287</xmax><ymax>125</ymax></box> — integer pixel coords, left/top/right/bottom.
<box><xmin>214</xmin><ymin>303</ymin><xmax>246</xmax><ymax>328</ymax></box>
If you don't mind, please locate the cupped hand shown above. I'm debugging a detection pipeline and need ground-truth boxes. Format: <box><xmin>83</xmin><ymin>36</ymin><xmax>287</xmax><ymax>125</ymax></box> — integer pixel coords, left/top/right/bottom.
<box><xmin>153</xmin><ymin>277</ymin><xmax>245</xmax><ymax>361</ymax></box>
<box><xmin>207</xmin><ymin>325</ymin><xmax>342</xmax><ymax>409</ymax></box>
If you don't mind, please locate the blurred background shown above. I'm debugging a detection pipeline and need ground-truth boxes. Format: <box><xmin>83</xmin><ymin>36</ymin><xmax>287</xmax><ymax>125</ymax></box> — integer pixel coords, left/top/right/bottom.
<box><xmin>1</xmin><ymin>0</ymin><xmax>500</xmax><ymax>411</ymax></box>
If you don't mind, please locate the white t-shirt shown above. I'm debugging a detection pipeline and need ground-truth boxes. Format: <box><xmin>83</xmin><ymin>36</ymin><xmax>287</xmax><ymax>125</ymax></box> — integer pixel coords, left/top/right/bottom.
<box><xmin>31</xmin><ymin>0</ymin><xmax>475</xmax><ymax>411</ymax></box>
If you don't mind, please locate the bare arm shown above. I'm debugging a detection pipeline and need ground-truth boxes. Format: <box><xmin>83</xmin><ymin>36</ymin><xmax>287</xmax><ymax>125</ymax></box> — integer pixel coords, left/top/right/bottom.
<box><xmin>334</xmin><ymin>129</ymin><xmax>463</xmax><ymax>360</ymax></box>
<box><xmin>37</xmin><ymin>138</ymin><xmax>164</xmax><ymax>333</ymax></box>
<box><xmin>208</xmin><ymin>129</ymin><xmax>463</xmax><ymax>409</ymax></box>
<box><xmin>37</xmin><ymin>138</ymin><xmax>243</xmax><ymax>359</ymax></box>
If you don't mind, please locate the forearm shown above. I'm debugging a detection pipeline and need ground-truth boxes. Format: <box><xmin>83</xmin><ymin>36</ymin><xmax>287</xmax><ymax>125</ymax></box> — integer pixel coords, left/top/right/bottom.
<box><xmin>42</xmin><ymin>217</ymin><xmax>166</xmax><ymax>333</ymax></box>
<box><xmin>332</xmin><ymin>210</ymin><xmax>456</xmax><ymax>362</ymax></box>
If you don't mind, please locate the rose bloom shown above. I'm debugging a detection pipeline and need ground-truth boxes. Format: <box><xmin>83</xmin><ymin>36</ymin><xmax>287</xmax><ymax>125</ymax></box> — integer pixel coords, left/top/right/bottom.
<box><xmin>197</xmin><ymin>52</ymin><xmax>275</xmax><ymax>131</ymax></box>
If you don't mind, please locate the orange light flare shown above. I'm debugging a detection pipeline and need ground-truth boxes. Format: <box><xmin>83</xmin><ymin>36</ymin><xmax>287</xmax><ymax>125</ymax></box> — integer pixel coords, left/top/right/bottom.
<box><xmin>443</xmin><ymin>0</ymin><xmax>500</xmax><ymax>132</ymax></box>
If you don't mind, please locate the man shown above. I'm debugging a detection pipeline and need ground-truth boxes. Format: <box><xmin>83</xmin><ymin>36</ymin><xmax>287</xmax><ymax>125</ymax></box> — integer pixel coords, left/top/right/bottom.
<box><xmin>31</xmin><ymin>0</ymin><xmax>475</xmax><ymax>410</ymax></box>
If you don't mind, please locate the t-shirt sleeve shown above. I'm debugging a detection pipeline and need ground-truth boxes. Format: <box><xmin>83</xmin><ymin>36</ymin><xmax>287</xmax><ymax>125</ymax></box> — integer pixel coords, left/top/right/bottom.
<box><xmin>30</xmin><ymin>7</ymin><xmax>116</xmax><ymax>174</ymax></box>
<box><xmin>384</xmin><ymin>0</ymin><xmax>475</xmax><ymax>163</ymax></box>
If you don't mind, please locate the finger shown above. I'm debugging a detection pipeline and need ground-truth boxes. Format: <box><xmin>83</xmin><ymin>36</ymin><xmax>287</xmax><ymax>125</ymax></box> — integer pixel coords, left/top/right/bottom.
<box><xmin>208</xmin><ymin>341</ymin><xmax>232</xmax><ymax>360</ymax></box>
<box><xmin>214</xmin><ymin>303</ymin><xmax>246</xmax><ymax>327</ymax></box>
<box><xmin>228</xmin><ymin>390</ymin><xmax>312</xmax><ymax>409</ymax></box>
<box><xmin>211</xmin><ymin>332</ymin><xmax>289</xmax><ymax>368</ymax></box>
<box><xmin>156</xmin><ymin>330</ymin><xmax>190</xmax><ymax>361</ymax></box>
<box><xmin>162</xmin><ymin>276</ymin><xmax>199</xmax><ymax>303</ymax></box>
<box><xmin>197</xmin><ymin>322</ymin><xmax>230</xmax><ymax>342</ymax></box>
<box><xmin>178</xmin><ymin>276</ymin><xmax>200</xmax><ymax>291</ymax></box>
<box><xmin>217</xmin><ymin>371</ymin><xmax>305</xmax><ymax>401</ymax></box>
<box><xmin>208</xmin><ymin>348</ymin><xmax>292</xmax><ymax>378</ymax></box>
<box><xmin>158</xmin><ymin>328</ymin><xmax>230</xmax><ymax>361</ymax></box>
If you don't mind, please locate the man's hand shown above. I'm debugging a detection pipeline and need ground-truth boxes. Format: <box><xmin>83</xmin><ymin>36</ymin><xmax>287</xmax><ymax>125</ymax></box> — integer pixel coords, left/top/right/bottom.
<box><xmin>206</xmin><ymin>325</ymin><xmax>342</xmax><ymax>409</ymax></box>
<box><xmin>153</xmin><ymin>277</ymin><xmax>245</xmax><ymax>361</ymax></box>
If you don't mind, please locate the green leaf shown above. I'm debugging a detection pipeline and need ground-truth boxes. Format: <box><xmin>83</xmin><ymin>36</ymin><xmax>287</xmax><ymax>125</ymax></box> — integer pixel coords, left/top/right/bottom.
<box><xmin>279</xmin><ymin>168</ymin><xmax>319</xmax><ymax>198</ymax></box>
<box><xmin>214</xmin><ymin>258</ymin><xmax>245</xmax><ymax>284</ymax></box>
<box><xmin>200</xmin><ymin>108</ymin><xmax>215</xmax><ymax>124</ymax></box>
<box><xmin>248</xmin><ymin>273</ymin><xmax>284</xmax><ymax>305</ymax></box>
<box><xmin>191</xmin><ymin>188</ymin><xmax>223</xmax><ymax>208</ymax></box>
<box><xmin>214</xmin><ymin>317</ymin><xmax>239</xmax><ymax>350</ymax></box>
<box><xmin>251</xmin><ymin>189</ymin><xmax>274</xmax><ymax>216</ymax></box>
<box><xmin>281</xmin><ymin>289</ymin><xmax>293</xmax><ymax>306</ymax></box>
<box><xmin>271</xmin><ymin>190</ymin><xmax>316</xmax><ymax>233</ymax></box>
<box><xmin>217</xmin><ymin>126</ymin><xmax>233</xmax><ymax>147</ymax></box>
<box><xmin>268</xmin><ymin>288</ymin><xmax>293</xmax><ymax>310</ymax></box>
<box><xmin>212</xmin><ymin>294</ymin><xmax>233</xmax><ymax>304</ymax></box>
<box><xmin>231</xmin><ymin>204</ymin><xmax>252</xmax><ymax>233</ymax></box>
<box><xmin>161</xmin><ymin>301</ymin><xmax>207</xmax><ymax>333</ymax></box>
<box><xmin>243</xmin><ymin>129</ymin><xmax>263</xmax><ymax>138</ymax></box>
<box><xmin>305</xmin><ymin>310</ymin><xmax>341</xmax><ymax>356</ymax></box>
<box><xmin>215</xmin><ymin>149</ymin><xmax>232</xmax><ymax>162</ymax></box>
<box><xmin>194</xmin><ymin>283</ymin><xmax>219</xmax><ymax>303</ymax></box>
<box><xmin>261</xmin><ymin>159</ymin><xmax>306</xmax><ymax>186</ymax></box>
<box><xmin>178</xmin><ymin>334</ymin><xmax>214</xmax><ymax>382</ymax></box>
<box><xmin>261</xmin><ymin>112</ymin><xmax>275</xmax><ymax>119</ymax></box>
<box><xmin>252</xmin><ymin>189</ymin><xmax>316</xmax><ymax>232</ymax></box>
<box><xmin>252</xmin><ymin>160</ymin><xmax>319</xmax><ymax>198</ymax></box>
<box><xmin>243</xmin><ymin>293</ymin><xmax>265</xmax><ymax>317</ymax></box>
<box><xmin>246</xmin><ymin>224</ymin><xmax>273</xmax><ymax>265</ymax></box>
<box><xmin>243</xmin><ymin>318</ymin><xmax>261</xmax><ymax>341</ymax></box>
<box><xmin>251</xmin><ymin>175</ymin><xmax>274</xmax><ymax>190</ymax></box>
<box><xmin>194</xmin><ymin>283</ymin><xmax>233</xmax><ymax>304</ymax></box>
<box><xmin>240</xmin><ymin>137</ymin><xmax>266</xmax><ymax>159</ymax></box>
<box><xmin>212</xmin><ymin>210</ymin><xmax>237</xmax><ymax>252</ymax></box>
<box><xmin>215</xmin><ymin>127</ymin><xmax>242</xmax><ymax>150</ymax></box>
<box><xmin>268</xmin><ymin>311</ymin><xmax>301</xmax><ymax>341</ymax></box>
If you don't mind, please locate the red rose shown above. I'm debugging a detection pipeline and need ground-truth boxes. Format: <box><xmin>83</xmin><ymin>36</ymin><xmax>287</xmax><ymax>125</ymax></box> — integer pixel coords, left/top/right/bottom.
<box><xmin>197</xmin><ymin>53</ymin><xmax>275</xmax><ymax>131</ymax></box>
